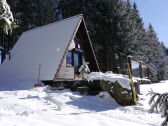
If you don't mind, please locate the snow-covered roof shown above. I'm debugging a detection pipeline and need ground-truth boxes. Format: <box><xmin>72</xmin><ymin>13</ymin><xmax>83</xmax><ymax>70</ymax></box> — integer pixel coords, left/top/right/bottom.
<box><xmin>0</xmin><ymin>15</ymin><xmax>83</xmax><ymax>89</ymax></box>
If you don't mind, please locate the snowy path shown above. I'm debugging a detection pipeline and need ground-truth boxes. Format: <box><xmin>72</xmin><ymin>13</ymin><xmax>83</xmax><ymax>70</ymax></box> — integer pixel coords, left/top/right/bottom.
<box><xmin>0</xmin><ymin>82</ymin><xmax>167</xmax><ymax>126</ymax></box>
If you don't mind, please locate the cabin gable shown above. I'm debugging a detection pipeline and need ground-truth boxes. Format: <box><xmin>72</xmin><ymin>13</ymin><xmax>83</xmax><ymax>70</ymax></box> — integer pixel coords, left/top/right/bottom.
<box><xmin>54</xmin><ymin>18</ymin><xmax>99</xmax><ymax>81</ymax></box>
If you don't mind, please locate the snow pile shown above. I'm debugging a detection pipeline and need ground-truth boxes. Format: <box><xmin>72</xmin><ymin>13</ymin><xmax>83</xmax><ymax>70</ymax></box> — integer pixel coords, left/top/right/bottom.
<box><xmin>86</xmin><ymin>72</ymin><xmax>131</xmax><ymax>90</ymax></box>
<box><xmin>0</xmin><ymin>81</ymin><xmax>165</xmax><ymax>126</ymax></box>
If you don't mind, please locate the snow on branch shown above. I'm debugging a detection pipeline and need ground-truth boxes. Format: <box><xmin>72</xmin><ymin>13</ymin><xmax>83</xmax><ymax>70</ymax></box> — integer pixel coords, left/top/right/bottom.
<box><xmin>0</xmin><ymin>0</ymin><xmax>14</xmax><ymax>34</ymax></box>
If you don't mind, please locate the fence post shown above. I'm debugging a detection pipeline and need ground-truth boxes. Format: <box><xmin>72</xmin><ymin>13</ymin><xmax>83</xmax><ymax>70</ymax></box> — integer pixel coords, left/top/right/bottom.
<box><xmin>127</xmin><ymin>55</ymin><xmax>132</xmax><ymax>79</ymax></box>
<box><xmin>147</xmin><ymin>65</ymin><xmax>150</xmax><ymax>79</ymax></box>
<box><xmin>139</xmin><ymin>61</ymin><xmax>143</xmax><ymax>79</ymax></box>
<box><xmin>116</xmin><ymin>66</ymin><xmax>120</xmax><ymax>74</ymax></box>
<box><xmin>127</xmin><ymin>55</ymin><xmax>137</xmax><ymax>105</ymax></box>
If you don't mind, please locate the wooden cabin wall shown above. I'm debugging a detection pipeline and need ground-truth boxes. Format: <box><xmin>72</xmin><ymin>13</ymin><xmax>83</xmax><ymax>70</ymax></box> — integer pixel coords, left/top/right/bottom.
<box><xmin>55</xmin><ymin>55</ymin><xmax>74</xmax><ymax>80</ymax></box>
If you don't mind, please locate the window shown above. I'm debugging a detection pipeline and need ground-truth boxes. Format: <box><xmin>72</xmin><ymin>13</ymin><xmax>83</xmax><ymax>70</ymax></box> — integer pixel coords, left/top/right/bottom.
<box><xmin>66</xmin><ymin>52</ymin><xmax>72</xmax><ymax>66</ymax></box>
<box><xmin>74</xmin><ymin>53</ymin><xmax>79</xmax><ymax>66</ymax></box>
<box><xmin>66</xmin><ymin>50</ymin><xmax>86</xmax><ymax>68</ymax></box>
<box><xmin>82</xmin><ymin>56</ymin><xmax>85</xmax><ymax>65</ymax></box>
<box><xmin>74</xmin><ymin>36</ymin><xmax>82</xmax><ymax>49</ymax></box>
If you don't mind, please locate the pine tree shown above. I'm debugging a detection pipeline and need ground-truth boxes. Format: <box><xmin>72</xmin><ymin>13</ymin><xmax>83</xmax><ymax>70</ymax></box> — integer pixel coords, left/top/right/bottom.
<box><xmin>0</xmin><ymin>0</ymin><xmax>14</xmax><ymax>63</ymax></box>
<box><xmin>144</xmin><ymin>24</ymin><xmax>166</xmax><ymax>81</ymax></box>
<box><xmin>148</xmin><ymin>90</ymin><xmax>168</xmax><ymax>126</ymax></box>
<box><xmin>17</xmin><ymin>0</ymin><xmax>55</xmax><ymax>31</ymax></box>
<box><xmin>131</xmin><ymin>2</ymin><xmax>147</xmax><ymax>60</ymax></box>
<box><xmin>157</xmin><ymin>56</ymin><xmax>168</xmax><ymax>81</ymax></box>
<box><xmin>4</xmin><ymin>0</ymin><xmax>57</xmax><ymax>56</ymax></box>
<box><xmin>147</xmin><ymin>24</ymin><xmax>162</xmax><ymax>65</ymax></box>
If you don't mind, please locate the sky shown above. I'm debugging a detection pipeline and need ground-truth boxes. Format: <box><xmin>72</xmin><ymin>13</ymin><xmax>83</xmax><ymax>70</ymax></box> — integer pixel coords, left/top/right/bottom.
<box><xmin>132</xmin><ymin>0</ymin><xmax>168</xmax><ymax>47</ymax></box>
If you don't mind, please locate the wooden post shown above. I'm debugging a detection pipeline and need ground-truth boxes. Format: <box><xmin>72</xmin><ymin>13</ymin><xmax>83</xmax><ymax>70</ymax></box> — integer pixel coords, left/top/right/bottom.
<box><xmin>1</xmin><ymin>34</ymin><xmax>5</xmax><ymax>64</ymax></box>
<box><xmin>147</xmin><ymin>65</ymin><xmax>150</xmax><ymax>79</ymax></box>
<box><xmin>7</xmin><ymin>32</ymin><xmax>11</xmax><ymax>61</ymax></box>
<box><xmin>116</xmin><ymin>66</ymin><xmax>120</xmax><ymax>74</ymax></box>
<box><xmin>127</xmin><ymin>55</ymin><xmax>132</xmax><ymax>79</ymax></box>
<box><xmin>127</xmin><ymin>55</ymin><xmax>137</xmax><ymax>105</ymax></box>
<box><xmin>139</xmin><ymin>61</ymin><xmax>143</xmax><ymax>79</ymax></box>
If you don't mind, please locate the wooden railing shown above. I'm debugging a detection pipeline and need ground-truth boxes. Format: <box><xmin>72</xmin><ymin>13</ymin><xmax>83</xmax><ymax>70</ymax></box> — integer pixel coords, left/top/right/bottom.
<box><xmin>116</xmin><ymin>56</ymin><xmax>149</xmax><ymax>79</ymax></box>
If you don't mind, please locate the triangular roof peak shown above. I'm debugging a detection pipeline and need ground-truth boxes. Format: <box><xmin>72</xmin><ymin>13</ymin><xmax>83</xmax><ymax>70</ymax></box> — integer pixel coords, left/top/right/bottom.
<box><xmin>24</xmin><ymin>14</ymin><xmax>84</xmax><ymax>34</ymax></box>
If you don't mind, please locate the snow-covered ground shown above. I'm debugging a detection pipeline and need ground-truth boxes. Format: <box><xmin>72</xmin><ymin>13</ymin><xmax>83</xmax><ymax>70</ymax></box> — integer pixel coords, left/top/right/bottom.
<box><xmin>0</xmin><ymin>81</ymin><xmax>168</xmax><ymax>126</ymax></box>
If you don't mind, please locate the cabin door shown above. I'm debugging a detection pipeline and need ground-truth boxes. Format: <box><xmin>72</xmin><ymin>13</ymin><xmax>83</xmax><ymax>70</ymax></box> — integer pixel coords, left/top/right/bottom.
<box><xmin>73</xmin><ymin>52</ymin><xmax>85</xmax><ymax>78</ymax></box>
<box><xmin>74</xmin><ymin>53</ymin><xmax>79</xmax><ymax>77</ymax></box>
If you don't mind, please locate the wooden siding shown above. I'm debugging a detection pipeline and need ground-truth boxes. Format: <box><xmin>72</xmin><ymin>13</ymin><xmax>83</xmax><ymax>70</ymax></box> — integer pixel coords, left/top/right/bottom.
<box><xmin>55</xmin><ymin>54</ymin><xmax>74</xmax><ymax>80</ymax></box>
<box><xmin>55</xmin><ymin>39</ymin><xmax>76</xmax><ymax>80</ymax></box>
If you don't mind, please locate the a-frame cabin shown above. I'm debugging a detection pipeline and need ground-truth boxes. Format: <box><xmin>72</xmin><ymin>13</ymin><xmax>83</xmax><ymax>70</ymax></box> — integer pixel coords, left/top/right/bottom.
<box><xmin>0</xmin><ymin>14</ymin><xmax>99</xmax><ymax>89</ymax></box>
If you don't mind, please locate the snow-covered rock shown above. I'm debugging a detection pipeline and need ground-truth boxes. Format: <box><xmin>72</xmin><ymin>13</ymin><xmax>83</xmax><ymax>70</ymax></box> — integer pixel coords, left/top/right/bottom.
<box><xmin>87</xmin><ymin>72</ymin><xmax>131</xmax><ymax>90</ymax></box>
<box><xmin>100</xmin><ymin>80</ymin><xmax>133</xmax><ymax>105</ymax></box>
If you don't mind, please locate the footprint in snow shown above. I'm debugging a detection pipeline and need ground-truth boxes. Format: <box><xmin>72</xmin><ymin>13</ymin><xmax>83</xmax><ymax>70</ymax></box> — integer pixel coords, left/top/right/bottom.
<box><xmin>42</xmin><ymin>109</ymin><xmax>48</xmax><ymax>112</ymax></box>
<box><xmin>16</xmin><ymin>111</ymin><xmax>34</xmax><ymax>117</ymax></box>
